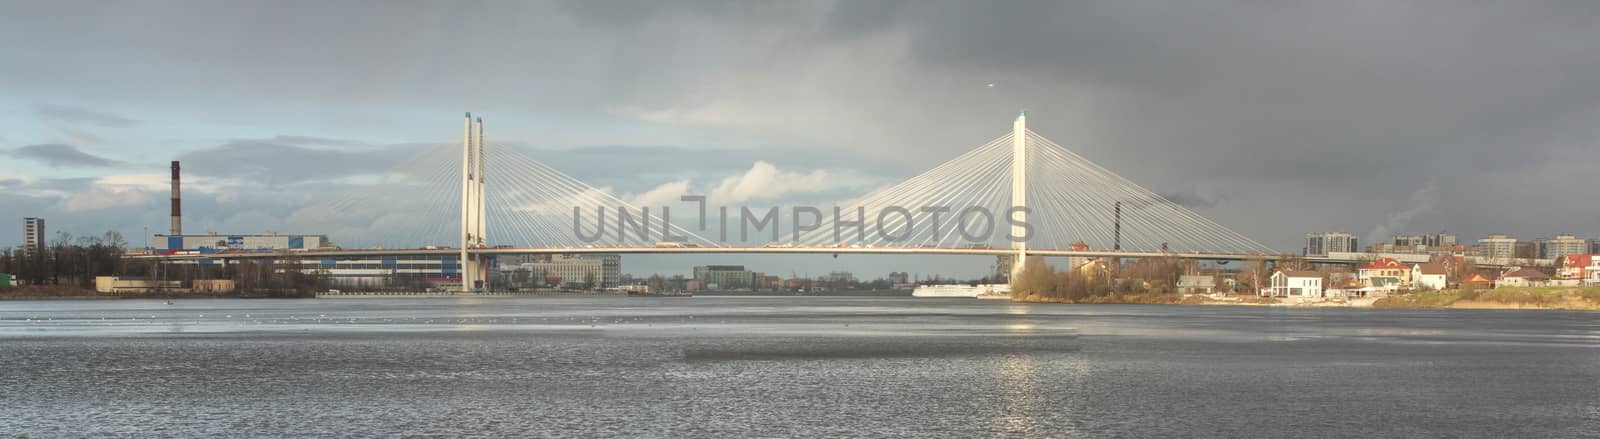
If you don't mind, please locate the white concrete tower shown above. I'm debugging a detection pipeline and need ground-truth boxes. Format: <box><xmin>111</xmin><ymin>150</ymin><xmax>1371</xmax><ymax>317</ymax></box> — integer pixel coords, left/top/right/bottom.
<box><xmin>1010</xmin><ymin>111</ymin><xmax>1028</xmax><ymax>282</ymax></box>
<box><xmin>473</xmin><ymin>117</ymin><xmax>486</xmax><ymax>248</ymax></box>
<box><xmin>473</xmin><ymin>117</ymin><xmax>488</xmax><ymax>289</ymax></box>
<box><xmin>460</xmin><ymin>112</ymin><xmax>478</xmax><ymax>292</ymax></box>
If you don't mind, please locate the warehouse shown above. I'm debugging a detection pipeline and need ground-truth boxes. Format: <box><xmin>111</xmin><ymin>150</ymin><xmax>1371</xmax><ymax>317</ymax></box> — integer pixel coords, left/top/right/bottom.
<box><xmin>152</xmin><ymin>233</ymin><xmax>331</xmax><ymax>253</ymax></box>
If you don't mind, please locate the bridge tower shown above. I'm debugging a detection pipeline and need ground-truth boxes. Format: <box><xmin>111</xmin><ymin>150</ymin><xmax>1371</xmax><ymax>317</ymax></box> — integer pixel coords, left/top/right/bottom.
<box><xmin>460</xmin><ymin>113</ymin><xmax>487</xmax><ymax>292</ymax></box>
<box><xmin>1008</xmin><ymin>111</ymin><xmax>1028</xmax><ymax>283</ymax></box>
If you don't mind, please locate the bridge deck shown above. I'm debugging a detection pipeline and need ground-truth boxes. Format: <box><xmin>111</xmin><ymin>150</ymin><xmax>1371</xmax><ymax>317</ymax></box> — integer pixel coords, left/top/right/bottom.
<box><xmin>129</xmin><ymin>246</ymin><xmax>1292</xmax><ymax>262</ymax></box>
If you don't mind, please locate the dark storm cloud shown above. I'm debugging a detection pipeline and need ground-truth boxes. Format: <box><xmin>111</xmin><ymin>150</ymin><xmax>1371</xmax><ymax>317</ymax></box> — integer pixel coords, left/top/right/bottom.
<box><xmin>11</xmin><ymin>144</ymin><xmax>126</xmax><ymax>167</ymax></box>
<box><xmin>1158</xmin><ymin>190</ymin><xmax>1223</xmax><ymax>210</ymax></box>
<box><xmin>788</xmin><ymin>1</ymin><xmax>1600</xmax><ymax>247</ymax></box>
<box><xmin>34</xmin><ymin>104</ymin><xmax>139</xmax><ymax>128</ymax></box>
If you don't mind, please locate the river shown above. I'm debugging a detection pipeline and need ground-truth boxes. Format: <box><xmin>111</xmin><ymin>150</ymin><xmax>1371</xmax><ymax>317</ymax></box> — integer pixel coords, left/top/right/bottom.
<box><xmin>2</xmin><ymin>297</ymin><xmax>1596</xmax><ymax>437</ymax></box>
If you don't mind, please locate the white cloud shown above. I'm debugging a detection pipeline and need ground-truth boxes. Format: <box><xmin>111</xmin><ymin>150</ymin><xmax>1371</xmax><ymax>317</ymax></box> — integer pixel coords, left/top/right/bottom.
<box><xmin>709</xmin><ymin>161</ymin><xmax>832</xmax><ymax>204</ymax></box>
<box><xmin>55</xmin><ymin>185</ymin><xmax>153</xmax><ymax>212</ymax></box>
<box><xmin>95</xmin><ymin>173</ymin><xmax>168</xmax><ymax>190</ymax></box>
<box><xmin>93</xmin><ymin>172</ymin><xmax>246</xmax><ymax>194</ymax></box>
<box><xmin>624</xmin><ymin>180</ymin><xmax>691</xmax><ymax>207</ymax></box>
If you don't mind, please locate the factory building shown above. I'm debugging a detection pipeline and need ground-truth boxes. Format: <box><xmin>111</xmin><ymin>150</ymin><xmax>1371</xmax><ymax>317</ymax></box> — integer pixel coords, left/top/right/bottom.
<box><xmin>501</xmin><ymin>254</ymin><xmax>620</xmax><ymax>289</ymax></box>
<box><xmin>153</xmin><ymin>233</ymin><xmax>331</xmax><ymax>253</ymax></box>
<box><xmin>694</xmin><ymin>265</ymin><xmax>754</xmax><ymax>290</ymax></box>
<box><xmin>160</xmin><ymin>254</ymin><xmax>467</xmax><ymax>289</ymax></box>
<box><xmin>296</xmin><ymin>255</ymin><xmax>464</xmax><ymax>288</ymax></box>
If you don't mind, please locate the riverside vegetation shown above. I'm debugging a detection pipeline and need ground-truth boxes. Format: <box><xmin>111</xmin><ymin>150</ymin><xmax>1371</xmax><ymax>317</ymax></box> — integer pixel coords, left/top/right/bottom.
<box><xmin>1007</xmin><ymin>257</ymin><xmax>1198</xmax><ymax>304</ymax></box>
<box><xmin>1374</xmin><ymin>286</ymin><xmax>1600</xmax><ymax>310</ymax></box>
<box><xmin>2</xmin><ymin>230</ymin><xmax>320</xmax><ymax>298</ymax></box>
<box><xmin>1008</xmin><ymin>257</ymin><xmax>1599</xmax><ymax>311</ymax></box>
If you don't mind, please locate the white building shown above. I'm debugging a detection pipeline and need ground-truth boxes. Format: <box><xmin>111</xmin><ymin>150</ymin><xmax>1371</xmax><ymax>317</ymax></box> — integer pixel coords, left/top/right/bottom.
<box><xmin>510</xmin><ymin>254</ymin><xmax>621</xmax><ymax>289</ymax></box>
<box><xmin>1411</xmin><ymin>263</ymin><xmax>1447</xmax><ymax>290</ymax></box>
<box><xmin>1497</xmin><ymin>268</ymin><xmax>1550</xmax><ymax>288</ymax></box>
<box><xmin>1177</xmin><ymin>275</ymin><xmax>1216</xmax><ymax>295</ymax></box>
<box><xmin>1267</xmin><ymin>270</ymin><xmax>1323</xmax><ymax>297</ymax></box>
<box><xmin>1477</xmin><ymin>234</ymin><xmax>1518</xmax><ymax>263</ymax></box>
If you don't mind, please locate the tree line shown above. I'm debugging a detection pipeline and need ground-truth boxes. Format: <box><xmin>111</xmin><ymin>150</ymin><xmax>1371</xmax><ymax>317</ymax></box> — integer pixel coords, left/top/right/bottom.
<box><xmin>1011</xmin><ymin>256</ymin><xmax>1189</xmax><ymax>301</ymax></box>
<box><xmin>1</xmin><ymin>231</ymin><xmax>128</xmax><ymax>287</ymax></box>
<box><xmin>2</xmin><ymin>230</ymin><xmax>324</xmax><ymax>296</ymax></box>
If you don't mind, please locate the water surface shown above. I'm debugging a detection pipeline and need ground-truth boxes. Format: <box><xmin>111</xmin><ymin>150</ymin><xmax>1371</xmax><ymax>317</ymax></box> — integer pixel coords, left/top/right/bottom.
<box><xmin>2</xmin><ymin>297</ymin><xmax>1596</xmax><ymax>437</ymax></box>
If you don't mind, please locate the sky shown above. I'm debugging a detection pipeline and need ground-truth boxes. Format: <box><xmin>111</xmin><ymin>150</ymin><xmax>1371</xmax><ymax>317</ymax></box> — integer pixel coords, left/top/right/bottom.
<box><xmin>3</xmin><ymin>1</ymin><xmax>1598</xmax><ymax>278</ymax></box>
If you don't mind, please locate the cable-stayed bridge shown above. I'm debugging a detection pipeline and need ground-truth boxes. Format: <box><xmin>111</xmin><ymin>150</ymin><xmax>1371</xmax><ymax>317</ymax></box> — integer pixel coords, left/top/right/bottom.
<box><xmin>143</xmin><ymin>112</ymin><xmax>1296</xmax><ymax>292</ymax></box>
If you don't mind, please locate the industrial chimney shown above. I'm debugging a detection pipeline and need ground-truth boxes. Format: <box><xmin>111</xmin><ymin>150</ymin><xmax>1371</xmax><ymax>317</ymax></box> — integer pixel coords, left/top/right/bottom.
<box><xmin>170</xmin><ymin>160</ymin><xmax>182</xmax><ymax>236</ymax></box>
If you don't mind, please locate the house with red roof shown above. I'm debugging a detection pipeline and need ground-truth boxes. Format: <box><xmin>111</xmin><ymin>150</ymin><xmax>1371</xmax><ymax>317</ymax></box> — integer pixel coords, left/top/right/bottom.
<box><xmin>1358</xmin><ymin>257</ymin><xmax>1411</xmax><ymax>288</ymax></box>
<box><xmin>1462</xmin><ymin>273</ymin><xmax>1495</xmax><ymax>289</ymax></box>
<box><xmin>1557</xmin><ymin>254</ymin><xmax>1598</xmax><ymax>283</ymax></box>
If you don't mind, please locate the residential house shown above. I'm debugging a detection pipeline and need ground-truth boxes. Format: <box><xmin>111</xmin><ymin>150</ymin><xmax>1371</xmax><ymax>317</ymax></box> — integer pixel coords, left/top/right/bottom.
<box><xmin>1411</xmin><ymin>263</ymin><xmax>1448</xmax><ymax>290</ymax></box>
<box><xmin>1427</xmin><ymin>253</ymin><xmax>1462</xmax><ymax>275</ymax></box>
<box><xmin>1266</xmin><ymin>270</ymin><xmax>1323</xmax><ymax>297</ymax></box>
<box><xmin>1557</xmin><ymin>254</ymin><xmax>1598</xmax><ymax>281</ymax></box>
<box><xmin>1358</xmin><ymin>258</ymin><xmax>1411</xmax><ymax>288</ymax></box>
<box><xmin>1066</xmin><ymin>241</ymin><xmax>1092</xmax><ymax>270</ymax></box>
<box><xmin>1462</xmin><ymin>273</ymin><xmax>1495</xmax><ymax>289</ymax></box>
<box><xmin>1323</xmin><ymin>273</ymin><xmax>1360</xmax><ymax>298</ymax></box>
<box><xmin>1077</xmin><ymin>259</ymin><xmax>1111</xmax><ymax>280</ymax></box>
<box><xmin>1497</xmin><ymin>268</ymin><xmax>1551</xmax><ymax>288</ymax></box>
<box><xmin>1177</xmin><ymin>275</ymin><xmax>1216</xmax><ymax>295</ymax></box>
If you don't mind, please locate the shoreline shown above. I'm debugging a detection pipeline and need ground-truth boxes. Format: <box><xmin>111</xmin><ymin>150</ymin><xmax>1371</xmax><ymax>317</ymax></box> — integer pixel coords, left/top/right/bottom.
<box><xmin>1011</xmin><ymin>286</ymin><xmax>1600</xmax><ymax>311</ymax></box>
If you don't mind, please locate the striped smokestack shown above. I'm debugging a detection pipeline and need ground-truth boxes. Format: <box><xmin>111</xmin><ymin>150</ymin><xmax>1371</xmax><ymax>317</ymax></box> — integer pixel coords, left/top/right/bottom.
<box><xmin>170</xmin><ymin>160</ymin><xmax>182</xmax><ymax>235</ymax></box>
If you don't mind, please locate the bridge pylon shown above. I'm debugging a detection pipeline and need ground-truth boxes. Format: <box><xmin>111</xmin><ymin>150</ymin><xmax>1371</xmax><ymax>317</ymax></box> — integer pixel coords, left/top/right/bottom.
<box><xmin>1009</xmin><ymin>111</ymin><xmax>1028</xmax><ymax>284</ymax></box>
<box><xmin>460</xmin><ymin>113</ymin><xmax>487</xmax><ymax>292</ymax></box>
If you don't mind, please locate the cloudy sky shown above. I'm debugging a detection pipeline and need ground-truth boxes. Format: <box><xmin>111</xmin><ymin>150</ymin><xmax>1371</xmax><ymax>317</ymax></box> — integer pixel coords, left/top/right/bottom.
<box><xmin>3</xmin><ymin>1</ymin><xmax>1598</xmax><ymax>277</ymax></box>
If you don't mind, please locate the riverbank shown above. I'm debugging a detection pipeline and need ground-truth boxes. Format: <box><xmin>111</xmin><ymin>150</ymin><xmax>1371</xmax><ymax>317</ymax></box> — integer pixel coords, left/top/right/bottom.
<box><xmin>1010</xmin><ymin>293</ymin><xmax>1312</xmax><ymax>307</ymax></box>
<box><xmin>1012</xmin><ymin>287</ymin><xmax>1600</xmax><ymax>310</ymax></box>
<box><xmin>1373</xmin><ymin>287</ymin><xmax>1600</xmax><ymax>310</ymax></box>
<box><xmin>0</xmin><ymin>285</ymin><xmax>313</xmax><ymax>300</ymax></box>
<box><xmin>0</xmin><ymin>285</ymin><xmax>107</xmax><ymax>300</ymax></box>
